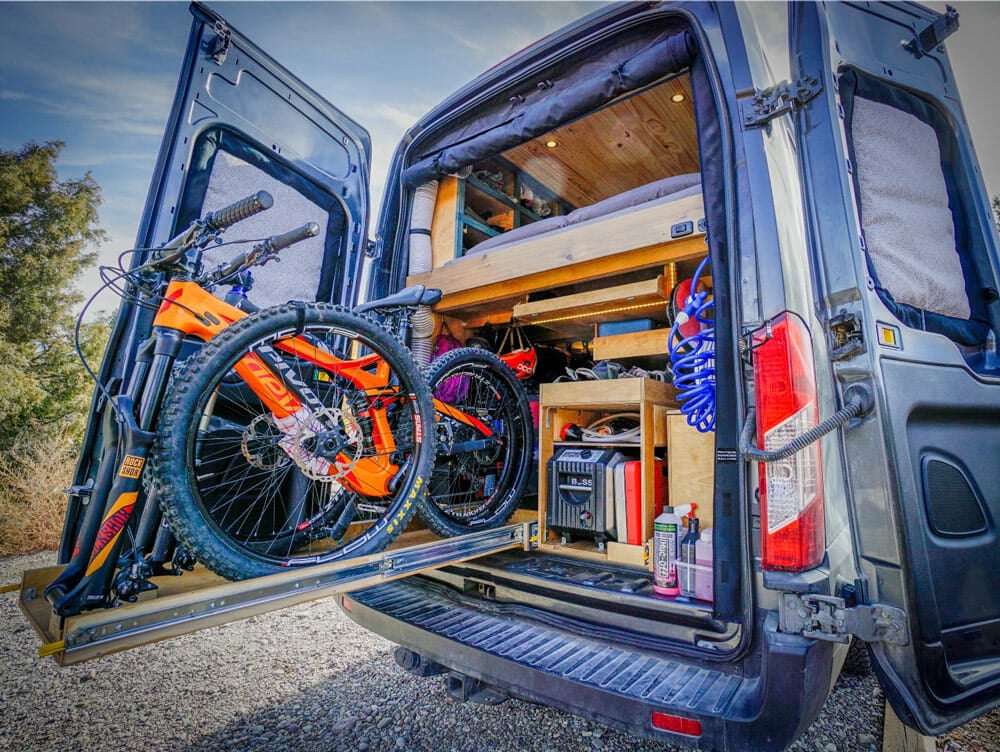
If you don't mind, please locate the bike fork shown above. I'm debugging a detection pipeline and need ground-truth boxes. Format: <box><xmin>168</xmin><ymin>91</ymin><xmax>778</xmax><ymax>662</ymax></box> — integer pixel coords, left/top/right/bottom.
<box><xmin>45</xmin><ymin>329</ymin><xmax>184</xmax><ymax>615</ymax></box>
<box><xmin>45</xmin><ymin>398</ymin><xmax>156</xmax><ymax>614</ymax></box>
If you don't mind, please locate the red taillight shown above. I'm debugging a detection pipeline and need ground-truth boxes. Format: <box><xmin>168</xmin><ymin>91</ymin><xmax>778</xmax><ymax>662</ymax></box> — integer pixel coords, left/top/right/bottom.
<box><xmin>751</xmin><ymin>312</ymin><xmax>825</xmax><ymax>571</ymax></box>
<box><xmin>651</xmin><ymin>711</ymin><xmax>702</xmax><ymax>736</ymax></box>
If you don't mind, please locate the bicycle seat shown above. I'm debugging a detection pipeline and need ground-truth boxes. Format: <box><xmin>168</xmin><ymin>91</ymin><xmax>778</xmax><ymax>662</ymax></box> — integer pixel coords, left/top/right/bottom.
<box><xmin>355</xmin><ymin>285</ymin><xmax>442</xmax><ymax>313</ymax></box>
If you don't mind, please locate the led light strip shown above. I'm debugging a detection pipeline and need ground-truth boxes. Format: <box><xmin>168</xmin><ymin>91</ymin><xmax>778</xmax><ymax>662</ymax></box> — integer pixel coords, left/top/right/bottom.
<box><xmin>527</xmin><ymin>299</ymin><xmax>666</xmax><ymax>326</ymax></box>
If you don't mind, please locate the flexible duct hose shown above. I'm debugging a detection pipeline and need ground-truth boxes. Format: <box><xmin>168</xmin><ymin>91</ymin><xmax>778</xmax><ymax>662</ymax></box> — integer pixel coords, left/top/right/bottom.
<box><xmin>739</xmin><ymin>386</ymin><xmax>874</xmax><ymax>463</ymax></box>
<box><xmin>410</xmin><ymin>306</ymin><xmax>434</xmax><ymax>368</ymax></box>
<box><xmin>408</xmin><ymin>181</ymin><xmax>439</xmax><ymax>366</ymax></box>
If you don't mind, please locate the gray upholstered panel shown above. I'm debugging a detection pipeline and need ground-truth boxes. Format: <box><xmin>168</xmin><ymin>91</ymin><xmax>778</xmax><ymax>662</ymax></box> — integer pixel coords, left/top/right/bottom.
<box><xmin>199</xmin><ymin>151</ymin><xmax>329</xmax><ymax>308</ymax></box>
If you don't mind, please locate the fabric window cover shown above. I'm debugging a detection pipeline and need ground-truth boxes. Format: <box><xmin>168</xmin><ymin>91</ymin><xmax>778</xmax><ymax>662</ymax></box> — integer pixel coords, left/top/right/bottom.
<box><xmin>841</xmin><ymin>69</ymin><xmax>990</xmax><ymax>346</ymax></box>
<box><xmin>176</xmin><ymin>128</ymin><xmax>348</xmax><ymax>307</ymax></box>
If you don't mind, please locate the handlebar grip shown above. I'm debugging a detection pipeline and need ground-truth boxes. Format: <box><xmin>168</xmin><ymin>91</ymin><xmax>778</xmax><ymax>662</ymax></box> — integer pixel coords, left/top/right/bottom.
<box><xmin>267</xmin><ymin>222</ymin><xmax>321</xmax><ymax>252</ymax></box>
<box><xmin>204</xmin><ymin>191</ymin><xmax>274</xmax><ymax>232</ymax></box>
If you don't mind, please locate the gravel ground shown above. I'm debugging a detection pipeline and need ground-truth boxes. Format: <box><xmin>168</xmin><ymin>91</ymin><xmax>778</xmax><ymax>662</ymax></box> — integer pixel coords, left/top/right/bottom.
<box><xmin>1</xmin><ymin>552</ymin><xmax>996</xmax><ymax>752</ymax></box>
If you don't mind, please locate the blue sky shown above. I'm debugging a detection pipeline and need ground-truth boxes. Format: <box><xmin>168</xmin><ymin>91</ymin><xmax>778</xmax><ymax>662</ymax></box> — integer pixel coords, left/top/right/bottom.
<box><xmin>0</xmin><ymin>2</ymin><xmax>602</xmax><ymax>297</ymax></box>
<box><xmin>1</xmin><ymin>1</ymin><xmax>998</xmax><ymax>301</ymax></box>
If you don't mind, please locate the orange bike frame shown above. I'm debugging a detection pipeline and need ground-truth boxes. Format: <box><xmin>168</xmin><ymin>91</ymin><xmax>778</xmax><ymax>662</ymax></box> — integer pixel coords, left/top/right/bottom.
<box><xmin>153</xmin><ymin>280</ymin><xmax>494</xmax><ymax>496</ymax></box>
<box><xmin>154</xmin><ymin>280</ymin><xmax>411</xmax><ymax>496</ymax></box>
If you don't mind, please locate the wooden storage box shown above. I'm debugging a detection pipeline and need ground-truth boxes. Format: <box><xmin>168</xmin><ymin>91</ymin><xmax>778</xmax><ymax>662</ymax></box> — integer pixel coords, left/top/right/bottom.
<box><xmin>537</xmin><ymin>378</ymin><xmax>678</xmax><ymax>567</ymax></box>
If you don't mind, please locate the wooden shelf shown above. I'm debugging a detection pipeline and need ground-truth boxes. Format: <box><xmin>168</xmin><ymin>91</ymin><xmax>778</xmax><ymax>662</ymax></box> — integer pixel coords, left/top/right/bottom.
<box><xmin>593</xmin><ymin>328</ymin><xmax>672</xmax><ymax>360</ymax></box>
<box><xmin>538</xmin><ymin>378</ymin><xmax>678</xmax><ymax>567</ymax></box>
<box><xmin>410</xmin><ymin>192</ymin><xmax>707</xmax><ymax>320</ymax></box>
<box><xmin>513</xmin><ymin>275</ymin><xmax>669</xmax><ymax>327</ymax></box>
<box><xmin>541</xmin><ymin>377</ymin><xmax>676</xmax><ymax>411</ymax></box>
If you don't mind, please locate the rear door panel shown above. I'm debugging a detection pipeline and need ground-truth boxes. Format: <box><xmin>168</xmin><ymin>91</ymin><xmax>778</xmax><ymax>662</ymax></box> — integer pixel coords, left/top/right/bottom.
<box><xmin>62</xmin><ymin>2</ymin><xmax>370</xmax><ymax>561</ymax></box>
<box><xmin>790</xmin><ymin>1</ymin><xmax>1000</xmax><ymax>733</ymax></box>
<box><xmin>142</xmin><ymin>2</ymin><xmax>370</xmax><ymax>301</ymax></box>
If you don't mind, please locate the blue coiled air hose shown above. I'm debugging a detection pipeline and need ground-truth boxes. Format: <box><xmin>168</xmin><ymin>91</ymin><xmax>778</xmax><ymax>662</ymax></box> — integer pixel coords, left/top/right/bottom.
<box><xmin>669</xmin><ymin>256</ymin><xmax>715</xmax><ymax>433</ymax></box>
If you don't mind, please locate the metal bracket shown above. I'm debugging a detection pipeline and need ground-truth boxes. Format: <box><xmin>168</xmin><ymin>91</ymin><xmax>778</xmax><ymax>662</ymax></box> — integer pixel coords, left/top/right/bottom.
<box><xmin>210</xmin><ymin>21</ymin><xmax>231</xmax><ymax>66</ymax></box>
<box><xmin>780</xmin><ymin>593</ymin><xmax>909</xmax><ymax>645</ymax></box>
<box><xmin>904</xmin><ymin>5</ymin><xmax>959</xmax><ymax>58</ymax></box>
<box><xmin>63</xmin><ymin>479</ymin><xmax>94</xmax><ymax>498</ymax></box>
<box><xmin>742</xmin><ymin>77</ymin><xmax>822</xmax><ymax>128</ymax></box>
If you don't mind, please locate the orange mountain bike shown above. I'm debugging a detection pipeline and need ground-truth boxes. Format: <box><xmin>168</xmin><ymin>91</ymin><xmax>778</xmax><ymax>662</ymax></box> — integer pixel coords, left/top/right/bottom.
<box><xmin>47</xmin><ymin>190</ymin><xmax>531</xmax><ymax>616</ymax></box>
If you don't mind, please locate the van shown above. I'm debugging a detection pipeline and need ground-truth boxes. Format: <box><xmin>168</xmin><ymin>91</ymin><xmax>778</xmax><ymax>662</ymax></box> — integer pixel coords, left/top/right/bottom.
<box><xmin>46</xmin><ymin>2</ymin><xmax>1000</xmax><ymax>749</ymax></box>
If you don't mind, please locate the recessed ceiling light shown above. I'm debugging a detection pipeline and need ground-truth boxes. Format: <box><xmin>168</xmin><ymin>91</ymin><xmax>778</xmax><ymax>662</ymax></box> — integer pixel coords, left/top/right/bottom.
<box><xmin>671</xmin><ymin>93</ymin><xmax>686</xmax><ymax>103</ymax></box>
<box><xmin>545</xmin><ymin>140</ymin><xmax>558</xmax><ymax>148</ymax></box>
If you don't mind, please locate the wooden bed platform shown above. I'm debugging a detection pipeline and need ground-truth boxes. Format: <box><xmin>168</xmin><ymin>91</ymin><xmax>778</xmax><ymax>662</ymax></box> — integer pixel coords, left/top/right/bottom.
<box><xmin>406</xmin><ymin>191</ymin><xmax>707</xmax><ymax>326</ymax></box>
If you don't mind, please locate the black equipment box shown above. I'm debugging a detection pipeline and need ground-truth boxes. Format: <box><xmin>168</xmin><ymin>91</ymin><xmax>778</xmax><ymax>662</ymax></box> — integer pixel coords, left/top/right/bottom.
<box><xmin>546</xmin><ymin>447</ymin><xmax>626</xmax><ymax>546</ymax></box>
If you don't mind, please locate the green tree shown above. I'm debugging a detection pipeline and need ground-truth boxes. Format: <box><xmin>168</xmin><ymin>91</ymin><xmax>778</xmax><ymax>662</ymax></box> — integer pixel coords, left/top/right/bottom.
<box><xmin>0</xmin><ymin>141</ymin><xmax>105</xmax><ymax>446</ymax></box>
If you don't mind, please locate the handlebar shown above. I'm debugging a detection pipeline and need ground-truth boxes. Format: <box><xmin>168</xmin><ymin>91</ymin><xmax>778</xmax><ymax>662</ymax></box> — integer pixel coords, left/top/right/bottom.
<box><xmin>267</xmin><ymin>222</ymin><xmax>321</xmax><ymax>253</ymax></box>
<box><xmin>199</xmin><ymin>222</ymin><xmax>321</xmax><ymax>288</ymax></box>
<box><xmin>203</xmin><ymin>191</ymin><xmax>274</xmax><ymax>232</ymax></box>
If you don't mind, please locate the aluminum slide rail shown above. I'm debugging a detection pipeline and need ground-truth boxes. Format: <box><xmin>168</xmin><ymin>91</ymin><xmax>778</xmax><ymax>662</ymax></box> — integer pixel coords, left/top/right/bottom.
<box><xmin>19</xmin><ymin>521</ymin><xmax>534</xmax><ymax>665</ymax></box>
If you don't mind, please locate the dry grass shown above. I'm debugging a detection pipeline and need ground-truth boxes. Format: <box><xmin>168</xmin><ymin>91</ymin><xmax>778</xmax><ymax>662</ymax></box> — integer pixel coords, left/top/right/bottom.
<box><xmin>0</xmin><ymin>427</ymin><xmax>76</xmax><ymax>556</ymax></box>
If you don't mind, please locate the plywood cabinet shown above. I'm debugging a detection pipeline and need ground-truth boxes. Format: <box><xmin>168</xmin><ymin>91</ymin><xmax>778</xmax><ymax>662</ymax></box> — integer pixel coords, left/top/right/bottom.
<box><xmin>537</xmin><ymin>378</ymin><xmax>677</xmax><ymax>568</ymax></box>
<box><xmin>428</xmin><ymin>159</ymin><xmax>571</xmax><ymax>263</ymax></box>
<box><xmin>666</xmin><ymin>412</ymin><xmax>715</xmax><ymax>529</ymax></box>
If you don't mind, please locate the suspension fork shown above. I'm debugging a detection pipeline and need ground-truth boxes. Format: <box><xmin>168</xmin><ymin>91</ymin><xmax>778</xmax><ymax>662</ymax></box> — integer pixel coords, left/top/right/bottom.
<box><xmin>46</xmin><ymin>329</ymin><xmax>185</xmax><ymax>615</ymax></box>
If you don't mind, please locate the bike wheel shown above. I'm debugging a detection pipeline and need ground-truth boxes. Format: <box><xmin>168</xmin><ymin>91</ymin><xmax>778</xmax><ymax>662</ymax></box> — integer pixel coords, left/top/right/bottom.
<box><xmin>420</xmin><ymin>347</ymin><xmax>533</xmax><ymax>536</ymax></box>
<box><xmin>153</xmin><ymin>303</ymin><xmax>435</xmax><ymax>580</ymax></box>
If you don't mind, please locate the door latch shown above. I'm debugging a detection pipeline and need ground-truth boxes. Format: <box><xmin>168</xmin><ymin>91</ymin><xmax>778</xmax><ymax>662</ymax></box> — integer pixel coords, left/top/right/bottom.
<box><xmin>780</xmin><ymin>593</ymin><xmax>909</xmax><ymax>645</ymax></box>
<box><xmin>828</xmin><ymin>311</ymin><xmax>864</xmax><ymax>361</ymax></box>
<box><xmin>905</xmin><ymin>5</ymin><xmax>959</xmax><ymax>58</ymax></box>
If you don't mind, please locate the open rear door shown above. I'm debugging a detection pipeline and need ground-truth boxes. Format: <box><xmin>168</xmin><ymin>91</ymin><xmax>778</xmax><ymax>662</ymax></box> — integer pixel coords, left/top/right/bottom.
<box><xmin>139</xmin><ymin>1</ymin><xmax>371</xmax><ymax>307</ymax></box>
<box><xmin>789</xmin><ymin>1</ymin><xmax>1000</xmax><ymax>735</ymax></box>
<box><xmin>61</xmin><ymin>1</ymin><xmax>371</xmax><ymax>563</ymax></box>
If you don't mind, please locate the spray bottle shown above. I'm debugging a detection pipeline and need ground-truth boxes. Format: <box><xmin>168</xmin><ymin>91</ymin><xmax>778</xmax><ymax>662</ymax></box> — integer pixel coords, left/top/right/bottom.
<box><xmin>680</xmin><ymin>515</ymin><xmax>701</xmax><ymax>597</ymax></box>
<box><xmin>653</xmin><ymin>503</ymin><xmax>695</xmax><ymax>596</ymax></box>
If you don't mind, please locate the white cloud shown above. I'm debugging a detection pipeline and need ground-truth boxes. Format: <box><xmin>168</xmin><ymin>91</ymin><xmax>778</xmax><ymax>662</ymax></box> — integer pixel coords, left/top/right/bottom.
<box><xmin>367</xmin><ymin>102</ymin><xmax>426</xmax><ymax>134</ymax></box>
<box><xmin>0</xmin><ymin>4</ymin><xmax>181</xmax><ymax>140</ymax></box>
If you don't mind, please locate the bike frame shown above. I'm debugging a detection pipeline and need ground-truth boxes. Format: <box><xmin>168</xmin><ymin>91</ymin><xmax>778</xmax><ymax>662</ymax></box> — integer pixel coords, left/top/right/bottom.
<box><xmin>49</xmin><ymin>274</ymin><xmax>492</xmax><ymax>616</ymax></box>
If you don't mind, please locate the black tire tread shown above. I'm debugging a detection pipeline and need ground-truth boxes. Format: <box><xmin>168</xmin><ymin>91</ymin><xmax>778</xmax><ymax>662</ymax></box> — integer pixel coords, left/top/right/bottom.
<box><xmin>418</xmin><ymin>347</ymin><xmax>532</xmax><ymax>538</ymax></box>
<box><xmin>842</xmin><ymin>637</ymin><xmax>873</xmax><ymax>676</ymax></box>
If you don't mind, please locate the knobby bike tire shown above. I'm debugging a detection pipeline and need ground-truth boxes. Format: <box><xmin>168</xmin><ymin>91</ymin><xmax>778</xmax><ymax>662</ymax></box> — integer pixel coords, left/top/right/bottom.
<box><xmin>153</xmin><ymin>303</ymin><xmax>435</xmax><ymax>580</ymax></box>
<box><xmin>420</xmin><ymin>347</ymin><xmax>533</xmax><ymax>537</ymax></box>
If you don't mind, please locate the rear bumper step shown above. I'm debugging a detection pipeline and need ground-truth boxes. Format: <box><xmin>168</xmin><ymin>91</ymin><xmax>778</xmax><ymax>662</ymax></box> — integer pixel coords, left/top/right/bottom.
<box><xmin>346</xmin><ymin>579</ymin><xmax>838</xmax><ymax>750</ymax></box>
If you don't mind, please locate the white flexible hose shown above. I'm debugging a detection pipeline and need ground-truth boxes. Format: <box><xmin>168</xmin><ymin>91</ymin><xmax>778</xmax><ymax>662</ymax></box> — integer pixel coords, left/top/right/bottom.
<box><xmin>408</xmin><ymin>181</ymin><xmax>439</xmax><ymax>366</ymax></box>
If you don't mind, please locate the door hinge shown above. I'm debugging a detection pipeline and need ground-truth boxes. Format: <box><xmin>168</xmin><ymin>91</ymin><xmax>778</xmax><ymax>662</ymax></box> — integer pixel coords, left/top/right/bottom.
<box><xmin>210</xmin><ymin>21</ymin><xmax>231</xmax><ymax>66</ymax></box>
<box><xmin>828</xmin><ymin>311</ymin><xmax>864</xmax><ymax>361</ymax></box>
<box><xmin>904</xmin><ymin>5</ymin><xmax>959</xmax><ymax>58</ymax></box>
<box><xmin>742</xmin><ymin>76</ymin><xmax>822</xmax><ymax>128</ymax></box>
<box><xmin>780</xmin><ymin>593</ymin><xmax>909</xmax><ymax>645</ymax></box>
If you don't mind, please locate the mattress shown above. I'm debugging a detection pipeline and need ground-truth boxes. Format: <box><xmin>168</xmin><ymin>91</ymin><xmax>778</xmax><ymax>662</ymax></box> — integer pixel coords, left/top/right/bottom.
<box><xmin>464</xmin><ymin>172</ymin><xmax>702</xmax><ymax>256</ymax></box>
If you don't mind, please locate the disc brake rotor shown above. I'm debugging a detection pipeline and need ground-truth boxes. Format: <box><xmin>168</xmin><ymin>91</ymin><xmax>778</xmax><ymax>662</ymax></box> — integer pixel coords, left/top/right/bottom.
<box><xmin>241</xmin><ymin>414</ymin><xmax>291</xmax><ymax>470</ymax></box>
<box><xmin>289</xmin><ymin>405</ymin><xmax>365</xmax><ymax>482</ymax></box>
